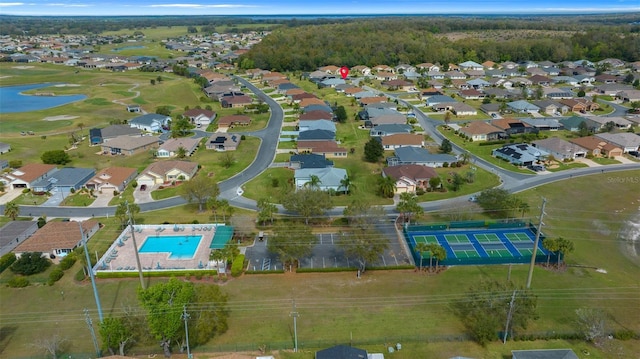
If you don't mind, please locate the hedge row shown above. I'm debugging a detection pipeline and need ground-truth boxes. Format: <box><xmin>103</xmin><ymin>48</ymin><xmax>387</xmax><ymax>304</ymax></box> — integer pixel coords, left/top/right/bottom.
<box><xmin>96</xmin><ymin>269</ymin><xmax>217</xmax><ymax>279</ymax></box>
<box><xmin>231</xmin><ymin>254</ymin><xmax>245</xmax><ymax>277</ymax></box>
<box><xmin>0</xmin><ymin>253</ymin><xmax>16</xmax><ymax>274</ymax></box>
<box><xmin>245</xmin><ymin>270</ymin><xmax>286</xmax><ymax>275</ymax></box>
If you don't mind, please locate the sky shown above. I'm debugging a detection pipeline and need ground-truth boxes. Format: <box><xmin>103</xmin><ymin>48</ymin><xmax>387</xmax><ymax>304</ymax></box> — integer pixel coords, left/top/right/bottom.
<box><xmin>0</xmin><ymin>0</ymin><xmax>638</xmax><ymax>16</ymax></box>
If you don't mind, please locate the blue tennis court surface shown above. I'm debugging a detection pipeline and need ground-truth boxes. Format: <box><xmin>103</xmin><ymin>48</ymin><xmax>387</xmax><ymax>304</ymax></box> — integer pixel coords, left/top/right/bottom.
<box><xmin>405</xmin><ymin>225</ymin><xmax>549</xmax><ymax>266</ymax></box>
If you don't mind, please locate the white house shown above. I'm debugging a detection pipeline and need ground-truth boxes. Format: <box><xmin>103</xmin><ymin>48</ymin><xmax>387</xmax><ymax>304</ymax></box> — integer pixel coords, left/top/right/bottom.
<box><xmin>129</xmin><ymin>114</ymin><xmax>171</xmax><ymax>132</ymax></box>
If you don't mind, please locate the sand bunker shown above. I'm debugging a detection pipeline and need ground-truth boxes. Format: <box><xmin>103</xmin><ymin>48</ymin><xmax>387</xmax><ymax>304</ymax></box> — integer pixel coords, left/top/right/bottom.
<box><xmin>12</xmin><ymin>66</ymin><xmax>34</xmax><ymax>69</ymax></box>
<box><xmin>43</xmin><ymin>115</ymin><xmax>78</xmax><ymax>121</ymax></box>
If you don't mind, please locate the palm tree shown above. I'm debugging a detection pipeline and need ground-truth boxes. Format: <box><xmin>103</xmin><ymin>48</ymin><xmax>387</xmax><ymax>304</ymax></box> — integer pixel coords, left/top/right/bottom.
<box><xmin>414</xmin><ymin>242</ymin><xmax>430</xmax><ymax>272</ymax></box>
<box><xmin>519</xmin><ymin>201</ymin><xmax>530</xmax><ymax>218</ymax></box>
<box><xmin>378</xmin><ymin>175</ymin><xmax>397</xmax><ymax>198</ymax></box>
<box><xmin>432</xmin><ymin>244</ymin><xmax>447</xmax><ymax>271</ymax></box>
<box><xmin>542</xmin><ymin>238</ymin><xmax>559</xmax><ymax>267</ymax></box>
<box><xmin>305</xmin><ymin>175</ymin><xmax>321</xmax><ymax>189</ymax></box>
<box><xmin>207</xmin><ymin>197</ymin><xmax>220</xmax><ymax>223</ymax></box>
<box><xmin>175</xmin><ymin>146</ymin><xmax>187</xmax><ymax>159</ymax></box>
<box><xmin>460</xmin><ymin>151</ymin><xmax>472</xmax><ymax>164</ymax></box>
<box><xmin>556</xmin><ymin>237</ymin><xmax>574</xmax><ymax>268</ymax></box>
<box><xmin>3</xmin><ymin>200</ymin><xmax>19</xmax><ymax>220</ymax></box>
<box><xmin>339</xmin><ymin>175</ymin><xmax>353</xmax><ymax>195</ymax></box>
<box><xmin>217</xmin><ymin>199</ymin><xmax>234</xmax><ymax>223</ymax></box>
<box><xmin>210</xmin><ymin>249</ymin><xmax>225</xmax><ymax>277</ymax></box>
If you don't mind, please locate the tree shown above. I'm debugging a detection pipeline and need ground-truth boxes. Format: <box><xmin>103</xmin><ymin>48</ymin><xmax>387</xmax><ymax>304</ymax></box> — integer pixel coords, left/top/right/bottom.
<box><xmin>342</xmin><ymin>199</ymin><xmax>385</xmax><ymax>227</ymax></box>
<box><xmin>99</xmin><ymin>317</ymin><xmax>134</xmax><ymax>356</ymax></box>
<box><xmin>465</xmin><ymin>170</ymin><xmax>476</xmax><ymax>184</ymax></box>
<box><xmin>334</xmin><ymin>105</ymin><xmax>348</xmax><ymax>123</ymax></box>
<box><xmin>439</xmin><ymin>139</ymin><xmax>452</xmax><ymax>153</ymax></box>
<box><xmin>432</xmin><ymin>244</ymin><xmax>447</xmax><ymax>271</ymax></box>
<box><xmin>578</xmin><ymin>120</ymin><xmax>590</xmax><ymax>137</ymax></box>
<box><xmin>460</xmin><ymin>151</ymin><xmax>471</xmax><ymax>164</ymax></box>
<box><xmin>257</xmin><ymin>198</ymin><xmax>277</xmax><ymax>225</ymax></box>
<box><xmin>577</xmin><ymin>89</ymin><xmax>586</xmax><ymax>97</ymax></box>
<box><xmin>542</xmin><ymin>237</ymin><xmax>559</xmax><ymax>267</ymax></box>
<box><xmin>377</xmin><ymin>175</ymin><xmax>397</xmax><ymax>198</ymax></box>
<box><xmin>32</xmin><ymin>334</ymin><xmax>67</xmax><ymax>359</ymax></box>
<box><xmin>229</xmin><ymin>215</ymin><xmax>254</xmax><ymax>241</ymax></box>
<box><xmin>138</xmin><ymin>278</ymin><xmax>196</xmax><ymax>357</ymax></box>
<box><xmin>10</xmin><ymin>252</ymin><xmax>51</xmax><ymax>275</ymax></box>
<box><xmin>41</xmin><ymin>150</ymin><xmax>71</xmax><ymax>165</ymax></box>
<box><xmin>414</xmin><ymin>242</ymin><xmax>430</xmax><ymax>272</ymax></box>
<box><xmin>268</xmin><ymin>222</ymin><xmax>316</xmax><ymax>268</ymax></box>
<box><xmin>150</xmin><ymin>79</ymin><xmax>156</xmax><ymax>86</ymax></box>
<box><xmin>444</xmin><ymin>111</ymin><xmax>452</xmax><ymax>124</ymax></box>
<box><xmin>155</xmin><ymin>106</ymin><xmax>172</xmax><ymax>116</ymax></box>
<box><xmin>217</xmin><ymin>199</ymin><xmax>234</xmax><ymax>223</ymax></box>
<box><xmin>556</xmin><ymin>237</ymin><xmax>575</xmax><ymax>267</ymax></box>
<box><xmin>339</xmin><ymin>175</ymin><xmax>352</xmax><ymax>195</ymax></box>
<box><xmin>175</xmin><ymin>146</ymin><xmax>187</xmax><ymax>159</ymax></box>
<box><xmin>170</xmin><ymin>117</ymin><xmax>192</xmax><ymax>138</ymax></box>
<box><xmin>304</xmin><ymin>174</ymin><xmax>321</xmax><ymax>189</ymax></box>
<box><xmin>396</xmin><ymin>192</ymin><xmax>423</xmax><ymax>224</ymax></box>
<box><xmin>428</xmin><ymin>176</ymin><xmax>442</xmax><ymax>191</ymax></box>
<box><xmin>575</xmin><ymin>308</ymin><xmax>607</xmax><ymax>344</ymax></box>
<box><xmin>191</xmin><ymin>284</ymin><xmax>229</xmax><ymax>346</ymax></box>
<box><xmin>476</xmin><ymin>188</ymin><xmax>514</xmax><ymax>218</ymax></box>
<box><xmin>4</xmin><ymin>200</ymin><xmax>19</xmax><ymax>220</ymax></box>
<box><xmin>518</xmin><ymin>201</ymin><xmax>530</xmax><ymax>218</ymax></box>
<box><xmin>364</xmin><ymin>137</ymin><xmax>384</xmax><ymax>162</ymax></box>
<box><xmin>339</xmin><ymin>226</ymin><xmax>389</xmax><ymax>274</ymax></box>
<box><xmin>450</xmin><ymin>172</ymin><xmax>465</xmax><ymax>192</ymax></box>
<box><xmin>451</xmin><ymin>280</ymin><xmax>538</xmax><ymax>346</ymax></box>
<box><xmin>180</xmin><ymin>175</ymin><xmax>220</xmax><ymax>212</ymax></box>
<box><xmin>114</xmin><ymin>202</ymin><xmax>139</xmax><ymax>230</ymax></box>
<box><xmin>282</xmin><ymin>188</ymin><xmax>333</xmax><ymax>225</ymax></box>
<box><xmin>220</xmin><ymin>152</ymin><xmax>235</xmax><ymax>168</ymax></box>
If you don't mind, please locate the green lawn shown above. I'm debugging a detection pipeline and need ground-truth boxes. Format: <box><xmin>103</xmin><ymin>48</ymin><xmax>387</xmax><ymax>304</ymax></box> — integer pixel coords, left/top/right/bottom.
<box><xmin>590</xmin><ymin>157</ymin><xmax>621</xmax><ymax>165</ymax></box>
<box><xmin>60</xmin><ymin>191</ymin><xmax>96</xmax><ymax>206</ymax></box>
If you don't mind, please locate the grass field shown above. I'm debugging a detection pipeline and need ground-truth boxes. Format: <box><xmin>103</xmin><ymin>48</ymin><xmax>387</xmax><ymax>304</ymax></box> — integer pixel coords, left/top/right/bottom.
<box><xmin>1</xmin><ymin>170</ymin><xmax>639</xmax><ymax>358</ymax></box>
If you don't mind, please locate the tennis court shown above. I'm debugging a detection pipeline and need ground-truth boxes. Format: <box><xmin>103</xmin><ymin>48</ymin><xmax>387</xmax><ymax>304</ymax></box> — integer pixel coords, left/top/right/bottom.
<box><xmin>405</xmin><ymin>225</ymin><xmax>549</xmax><ymax>266</ymax></box>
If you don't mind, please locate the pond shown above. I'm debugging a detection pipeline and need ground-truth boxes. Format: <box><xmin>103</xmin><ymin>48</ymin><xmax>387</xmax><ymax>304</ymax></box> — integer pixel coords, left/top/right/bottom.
<box><xmin>0</xmin><ymin>83</ymin><xmax>87</xmax><ymax>114</ymax></box>
<box><xmin>112</xmin><ymin>45</ymin><xmax>146</xmax><ymax>52</ymax></box>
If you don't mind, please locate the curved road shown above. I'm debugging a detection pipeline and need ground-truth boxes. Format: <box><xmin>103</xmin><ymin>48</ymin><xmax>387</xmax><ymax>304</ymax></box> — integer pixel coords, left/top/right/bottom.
<box><xmin>3</xmin><ymin>80</ymin><xmax>639</xmax><ymax>218</ymax></box>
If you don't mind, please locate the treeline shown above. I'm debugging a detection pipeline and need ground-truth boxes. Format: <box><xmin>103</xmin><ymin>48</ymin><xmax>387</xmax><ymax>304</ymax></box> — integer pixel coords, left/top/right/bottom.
<box><xmin>240</xmin><ymin>18</ymin><xmax>640</xmax><ymax>71</ymax></box>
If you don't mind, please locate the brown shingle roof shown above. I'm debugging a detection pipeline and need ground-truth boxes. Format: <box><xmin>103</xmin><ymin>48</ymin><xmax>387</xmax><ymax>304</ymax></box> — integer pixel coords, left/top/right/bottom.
<box><xmin>383</xmin><ymin>164</ymin><xmax>437</xmax><ymax>180</ymax></box>
<box><xmin>380</xmin><ymin>134</ymin><xmax>424</xmax><ymax>146</ymax></box>
<box><xmin>14</xmin><ymin>220</ymin><xmax>98</xmax><ymax>254</ymax></box>
<box><xmin>12</xmin><ymin>164</ymin><xmax>57</xmax><ymax>183</ymax></box>
<box><xmin>218</xmin><ymin>115</ymin><xmax>251</xmax><ymax>127</ymax></box>
<box><xmin>86</xmin><ymin>167</ymin><xmax>137</xmax><ymax>188</ymax></box>
<box><xmin>462</xmin><ymin>121</ymin><xmax>504</xmax><ymax>136</ymax></box>
<box><xmin>297</xmin><ymin>140</ymin><xmax>346</xmax><ymax>153</ymax></box>
<box><xmin>144</xmin><ymin>160</ymin><xmax>198</xmax><ymax>178</ymax></box>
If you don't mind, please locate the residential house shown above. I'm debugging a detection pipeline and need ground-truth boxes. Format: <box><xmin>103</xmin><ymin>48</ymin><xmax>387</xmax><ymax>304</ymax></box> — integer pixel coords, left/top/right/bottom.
<box><xmin>374</xmin><ymin>71</ymin><xmax>398</xmax><ymax>81</ymax></box>
<box><xmin>559</xmin><ymin>116</ymin><xmax>592</xmax><ymax>132</ymax></box>
<box><xmin>13</xmin><ymin>220</ymin><xmax>100</xmax><ymax>258</ymax></box>
<box><xmin>129</xmin><ymin>114</ymin><xmax>171</xmax><ymax>133</ymax></box>
<box><xmin>294</xmin><ymin>167</ymin><xmax>348</xmax><ymax>192</ymax></box>
<box><xmin>298</xmin><ymin>120</ymin><xmax>336</xmax><ymax>133</ymax></box>
<box><xmin>359</xmin><ymin>96</ymin><xmax>387</xmax><ymax>106</ymax></box>
<box><xmin>0</xmin><ymin>221</ymin><xmax>38</xmax><ymax>256</ymax></box>
<box><xmin>616</xmin><ymin>90</ymin><xmax>640</xmax><ymax>103</ymax></box>
<box><xmin>4</xmin><ymin>163</ymin><xmax>58</xmax><ymax>190</ymax></box>
<box><xmin>221</xmin><ymin>94</ymin><xmax>252</xmax><ymax>108</ymax></box>
<box><xmin>369</xmin><ymin>114</ymin><xmax>407</xmax><ymax>126</ymax></box>
<box><xmin>217</xmin><ymin>115</ymin><xmax>251</xmax><ymax>129</ymax></box>
<box><xmin>100</xmin><ymin>135</ymin><xmax>160</xmax><ymax>156</ymax></box>
<box><xmin>90</xmin><ymin>125</ymin><xmax>141</xmax><ymax>145</ymax></box>
<box><xmin>493</xmin><ymin>143</ymin><xmax>548</xmax><ymax>166</ymax></box>
<box><xmin>521</xmin><ymin>118</ymin><xmax>562</xmax><ymax>131</ymax></box>
<box><xmin>0</xmin><ymin>142</ymin><xmax>11</xmax><ymax>154</ymax></box>
<box><xmin>546</xmin><ymin>91</ymin><xmax>575</xmax><ymax>100</ymax></box>
<box><xmin>300</xmin><ymin>97</ymin><xmax>327</xmax><ymax>108</ymax></box>
<box><xmin>569</xmin><ymin>136</ymin><xmax>623</xmax><ymax>157</ymax></box>
<box><xmin>297</xmin><ymin>140</ymin><xmax>347</xmax><ymax>158</ymax></box>
<box><xmin>303</xmin><ymin>104</ymin><xmax>333</xmax><ymax>114</ymax></box>
<box><xmin>372</xmin><ymin>65</ymin><xmax>394</xmax><ymax>73</ymax></box>
<box><xmin>460</xmin><ymin>121</ymin><xmax>505</xmax><ymax>141</ymax></box>
<box><xmin>379</xmin><ymin>133</ymin><xmax>424</xmax><ymax>150</ymax></box>
<box><xmin>588</xmin><ymin>116</ymin><xmax>633</xmax><ymax>130</ymax></box>
<box><xmin>351</xmin><ymin>65</ymin><xmax>371</xmax><ymax>76</ymax></box>
<box><xmin>416</xmin><ymin>63</ymin><xmax>440</xmax><ymax>72</ymax></box>
<box><xmin>289</xmin><ymin>153</ymin><xmax>333</xmax><ymax>169</ymax></box>
<box><xmin>388</xmin><ymin>147</ymin><xmax>458</xmax><ymax>167</ymax></box>
<box><xmin>467</xmin><ymin>79</ymin><xmax>491</xmax><ymax>91</ymax></box>
<box><xmin>528</xmin><ymin>75</ymin><xmax>552</xmax><ymax>86</ymax></box>
<box><xmin>382</xmin><ymin>164</ymin><xmax>438</xmax><ymax>194</ymax></box>
<box><xmin>315</xmin><ymin>345</ymin><xmax>368</xmax><ymax>359</ymax></box>
<box><xmin>531</xmin><ymin>100</ymin><xmax>568</xmax><ymax>115</ymax></box>
<box><xmin>532</xmin><ymin>138</ymin><xmax>587</xmax><ymax>160</ymax></box>
<box><xmin>31</xmin><ymin>167</ymin><xmax>95</xmax><ymax>195</ymax></box>
<box><xmin>490</xmin><ymin>118</ymin><xmax>535</xmax><ymax>135</ymax></box>
<box><xmin>594</xmin><ymin>133</ymin><xmax>640</xmax><ymax>153</ymax></box>
<box><xmin>426</xmin><ymin>95</ymin><xmax>456</xmax><ymax>107</ymax></box>
<box><xmin>419</xmin><ymin>87</ymin><xmax>442</xmax><ymax>99</ymax></box>
<box><xmin>507</xmin><ymin>100</ymin><xmax>539</xmax><ymax>114</ymax></box>
<box><xmin>299</xmin><ymin>110</ymin><xmax>333</xmax><ymax>121</ymax></box>
<box><xmin>559</xmin><ymin>99</ymin><xmax>590</xmax><ymax>113</ymax></box>
<box><xmin>318</xmin><ymin>65</ymin><xmax>340</xmax><ymax>74</ymax></box>
<box><xmin>382</xmin><ymin>79</ymin><xmax>413</xmax><ymax>91</ymax></box>
<box><xmin>459</xmin><ymin>89</ymin><xmax>485</xmax><ymax>100</ymax></box>
<box><xmin>206</xmin><ymin>133</ymin><xmax>242</xmax><ymax>151</ymax></box>
<box><xmin>511</xmin><ymin>349</ymin><xmax>578</xmax><ymax>359</ymax></box>
<box><xmin>319</xmin><ymin>78</ymin><xmax>346</xmax><ymax>88</ymax></box>
<box><xmin>137</xmin><ymin>160</ymin><xmax>199</xmax><ymax>186</ymax></box>
<box><xmin>450</xmin><ymin>102</ymin><xmax>478</xmax><ymax>116</ymax></box>
<box><xmin>0</xmin><ymin>159</ymin><xmax>8</xmax><ymax>171</ymax></box>
<box><xmin>298</xmin><ymin>129</ymin><xmax>335</xmax><ymax>142</ymax></box>
<box><xmin>595</xmin><ymin>74</ymin><xmax>620</xmax><ymax>84</ymax></box>
<box><xmin>85</xmin><ymin>167</ymin><xmax>137</xmax><ymax>193</ymax></box>
<box><xmin>595</xmin><ymin>83</ymin><xmax>634</xmax><ymax>96</ymax></box>
<box><xmin>183</xmin><ymin>108</ymin><xmax>216</xmax><ymax>128</ymax></box>
<box><xmin>157</xmin><ymin>137</ymin><xmax>200</xmax><ymax>157</ymax></box>
<box><xmin>369</xmin><ymin>124</ymin><xmax>413</xmax><ymax>137</ymax></box>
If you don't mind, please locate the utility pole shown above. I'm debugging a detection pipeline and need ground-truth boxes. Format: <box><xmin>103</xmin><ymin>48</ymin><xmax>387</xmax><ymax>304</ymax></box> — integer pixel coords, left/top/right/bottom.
<box><xmin>182</xmin><ymin>305</ymin><xmax>192</xmax><ymax>359</ymax></box>
<box><xmin>126</xmin><ymin>201</ymin><xmax>145</xmax><ymax>290</ymax></box>
<box><xmin>526</xmin><ymin>198</ymin><xmax>547</xmax><ymax>289</ymax></box>
<box><xmin>79</xmin><ymin>221</ymin><xmax>103</xmax><ymax>322</ymax></box>
<box><xmin>503</xmin><ymin>290</ymin><xmax>517</xmax><ymax>344</ymax></box>
<box><xmin>84</xmin><ymin>308</ymin><xmax>101</xmax><ymax>357</ymax></box>
<box><xmin>290</xmin><ymin>300</ymin><xmax>299</xmax><ymax>352</ymax></box>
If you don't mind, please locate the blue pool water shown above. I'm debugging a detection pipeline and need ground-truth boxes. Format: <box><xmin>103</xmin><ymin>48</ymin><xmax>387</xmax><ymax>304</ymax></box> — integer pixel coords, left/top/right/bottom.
<box><xmin>0</xmin><ymin>83</ymin><xmax>87</xmax><ymax>113</ymax></box>
<box><xmin>139</xmin><ymin>235</ymin><xmax>203</xmax><ymax>259</ymax></box>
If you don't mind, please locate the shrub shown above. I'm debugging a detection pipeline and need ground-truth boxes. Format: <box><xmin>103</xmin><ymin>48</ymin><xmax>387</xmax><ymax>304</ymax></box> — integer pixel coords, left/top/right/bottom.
<box><xmin>70</xmin><ymin>188</ymin><xmax>75</xmax><ymax>194</ymax></box>
<box><xmin>0</xmin><ymin>253</ymin><xmax>17</xmax><ymax>273</ymax></box>
<box><xmin>231</xmin><ymin>254</ymin><xmax>245</xmax><ymax>277</ymax></box>
<box><xmin>58</xmin><ymin>254</ymin><xmax>77</xmax><ymax>271</ymax></box>
<box><xmin>22</xmin><ymin>188</ymin><xmax>31</xmax><ymax>194</ymax></box>
<box><xmin>131</xmin><ymin>180</ymin><xmax>138</xmax><ymax>188</ymax></box>
<box><xmin>443</xmin><ymin>162</ymin><xmax>449</xmax><ymax>168</ymax></box>
<box><xmin>7</xmin><ymin>277</ymin><xmax>30</xmax><ymax>288</ymax></box>
<box><xmin>75</xmin><ymin>268</ymin><xmax>86</xmax><ymax>281</ymax></box>
<box><xmin>10</xmin><ymin>252</ymin><xmax>51</xmax><ymax>275</ymax></box>
<box><xmin>48</xmin><ymin>268</ymin><xmax>64</xmax><ymax>286</ymax></box>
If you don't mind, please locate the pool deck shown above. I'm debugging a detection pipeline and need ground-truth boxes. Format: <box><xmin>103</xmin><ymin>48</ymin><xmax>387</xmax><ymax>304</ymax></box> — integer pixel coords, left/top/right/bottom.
<box><xmin>95</xmin><ymin>224</ymin><xmax>219</xmax><ymax>272</ymax></box>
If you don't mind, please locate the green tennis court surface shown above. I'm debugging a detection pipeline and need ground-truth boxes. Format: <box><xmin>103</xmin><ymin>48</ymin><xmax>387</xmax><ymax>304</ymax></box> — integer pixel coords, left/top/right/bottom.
<box><xmin>518</xmin><ymin>248</ymin><xmax>535</xmax><ymax>255</ymax></box>
<box><xmin>486</xmin><ymin>249</ymin><xmax>512</xmax><ymax>258</ymax></box>
<box><xmin>505</xmin><ymin>233</ymin><xmax>532</xmax><ymax>241</ymax></box>
<box><xmin>474</xmin><ymin>233</ymin><xmax>501</xmax><ymax>243</ymax></box>
<box><xmin>444</xmin><ymin>234</ymin><xmax>470</xmax><ymax>243</ymax></box>
<box><xmin>454</xmin><ymin>250</ymin><xmax>480</xmax><ymax>258</ymax></box>
<box><xmin>414</xmin><ymin>235</ymin><xmax>438</xmax><ymax>244</ymax></box>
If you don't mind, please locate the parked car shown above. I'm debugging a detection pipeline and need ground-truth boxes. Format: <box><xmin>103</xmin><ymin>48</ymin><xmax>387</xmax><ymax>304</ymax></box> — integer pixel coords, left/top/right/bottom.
<box><xmin>628</xmin><ymin>151</ymin><xmax>639</xmax><ymax>158</ymax></box>
<box><xmin>527</xmin><ymin>164</ymin><xmax>545</xmax><ymax>172</ymax></box>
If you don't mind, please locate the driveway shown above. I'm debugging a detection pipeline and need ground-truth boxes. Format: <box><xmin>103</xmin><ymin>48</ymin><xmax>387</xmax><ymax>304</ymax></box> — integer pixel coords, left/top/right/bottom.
<box><xmin>133</xmin><ymin>184</ymin><xmax>157</xmax><ymax>204</ymax></box>
<box><xmin>89</xmin><ymin>190</ymin><xmax>114</xmax><ymax>207</ymax></box>
<box><xmin>0</xmin><ymin>188</ymin><xmax>23</xmax><ymax>205</ymax></box>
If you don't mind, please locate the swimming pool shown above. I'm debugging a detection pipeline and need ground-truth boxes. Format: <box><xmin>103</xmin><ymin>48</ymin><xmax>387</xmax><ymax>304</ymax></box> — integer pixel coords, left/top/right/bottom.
<box><xmin>139</xmin><ymin>235</ymin><xmax>203</xmax><ymax>259</ymax></box>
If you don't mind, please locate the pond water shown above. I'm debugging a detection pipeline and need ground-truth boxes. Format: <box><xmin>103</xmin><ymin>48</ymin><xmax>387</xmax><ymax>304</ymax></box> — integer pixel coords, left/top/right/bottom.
<box><xmin>0</xmin><ymin>83</ymin><xmax>87</xmax><ymax>113</ymax></box>
<box><xmin>112</xmin><ymin>45</ymin><xmax>146</xmax><ymax>52</ymax></box>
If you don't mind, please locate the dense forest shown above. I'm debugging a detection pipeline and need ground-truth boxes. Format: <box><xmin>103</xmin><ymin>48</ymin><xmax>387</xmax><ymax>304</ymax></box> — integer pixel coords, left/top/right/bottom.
<box><xmin>240</xmin><ymin>18</ymin><xmax>640</xmax><ymax>71</ymax></box>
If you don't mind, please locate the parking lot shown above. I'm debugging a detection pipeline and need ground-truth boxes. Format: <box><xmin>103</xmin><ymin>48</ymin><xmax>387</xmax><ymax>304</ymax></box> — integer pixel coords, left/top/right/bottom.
<box><xmin>244</xmin><ymin>224</ymin><xmax>412</xmax><ymax>272</ymax></box>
